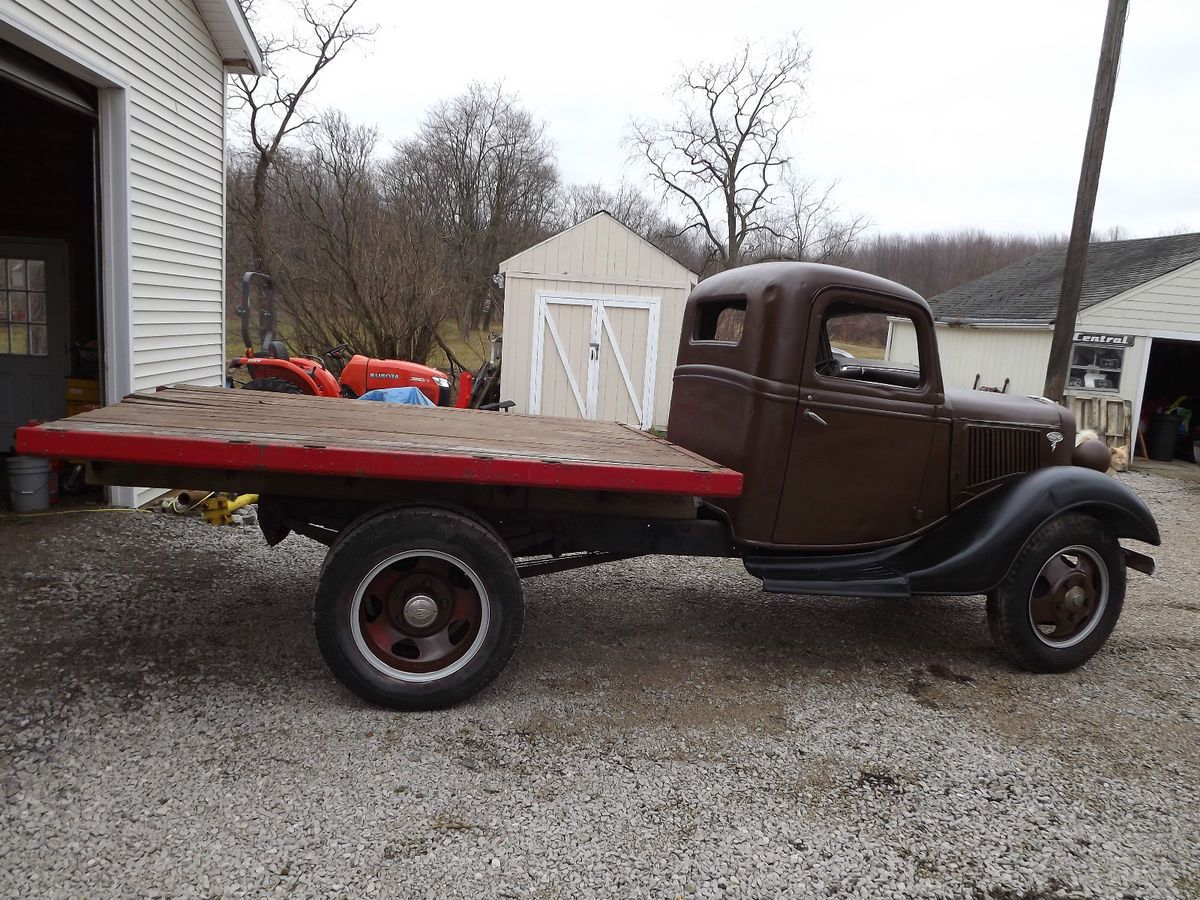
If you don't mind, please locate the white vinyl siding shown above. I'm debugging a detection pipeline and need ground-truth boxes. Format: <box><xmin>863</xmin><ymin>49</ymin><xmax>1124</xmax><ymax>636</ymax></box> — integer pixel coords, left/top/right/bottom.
<box><xmin>499</xmin><ymin>213</ymin><xmax>696</xmax><ymax>430</ymax></box>
<box><xmin>889</xmin><ymin>322</ymin><xmax>1053</xmax><ymax>398</ymax></box>
<box><xmin>4</xmin><ymin>0</ymin><xmax>227</xmax><ymax>392</ymax></box>
<box><xmin>1078</xmin><ymin>258</ymin><xmax>1200</xmax><ymax>335</ymax></box>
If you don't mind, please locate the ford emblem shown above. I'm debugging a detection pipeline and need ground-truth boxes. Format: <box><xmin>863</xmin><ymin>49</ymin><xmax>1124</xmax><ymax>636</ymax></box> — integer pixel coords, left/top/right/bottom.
<box><xmin>1046</xmin><ymin>431</ymin><xmax>1064</xmax><ymax>450</ymax></box>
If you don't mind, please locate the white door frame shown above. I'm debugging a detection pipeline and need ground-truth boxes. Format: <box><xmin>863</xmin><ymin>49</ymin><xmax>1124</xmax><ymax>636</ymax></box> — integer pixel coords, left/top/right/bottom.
<box><xmin>0</xmin><ymin>14</ymin><xmax>135</xmax><ymax>505</ymax></box>
<box><xmin>530</xmin><ymin>290</ymin><xmax>660</xmax><ymax>429</ymax></box>
<box><xmin>1129</xmin><ymin>329</ymin><xmax>1200</xmax><ymax>462</ymax></box>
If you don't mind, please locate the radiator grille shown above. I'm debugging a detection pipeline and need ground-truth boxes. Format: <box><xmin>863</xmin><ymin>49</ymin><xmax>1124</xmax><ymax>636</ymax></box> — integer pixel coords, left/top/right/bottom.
<box><xmin>966</xmin><ymin>426</ymin><xmax>1042</xmax><ymax>487</ymax></box>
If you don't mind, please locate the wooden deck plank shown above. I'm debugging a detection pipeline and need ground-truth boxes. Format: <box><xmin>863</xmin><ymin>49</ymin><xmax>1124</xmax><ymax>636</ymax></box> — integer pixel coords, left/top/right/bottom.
<box><xmin>18</xmin><ymin>386</ymin><xmax>743</xmax><ymax>497</ymax></box>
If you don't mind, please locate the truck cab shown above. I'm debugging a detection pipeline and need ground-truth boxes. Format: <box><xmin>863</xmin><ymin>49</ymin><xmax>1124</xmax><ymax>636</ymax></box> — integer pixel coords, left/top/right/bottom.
<box><xmin>670</xmin><ymin>263</ymin><xmax>1070</xmax><ymax>549</ymax></box>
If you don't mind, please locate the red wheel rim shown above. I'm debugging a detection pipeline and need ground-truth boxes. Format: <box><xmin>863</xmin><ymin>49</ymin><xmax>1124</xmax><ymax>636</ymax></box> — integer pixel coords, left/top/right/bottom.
<box><xmin>1028</xmin><ymin>545</ymin><xmax>1108</xmax><ymax>648</ymax></box>
<box><xmin>351</xmin><ymin>551</ymin><xmax>489</xmax><ymax>682</ymax></box>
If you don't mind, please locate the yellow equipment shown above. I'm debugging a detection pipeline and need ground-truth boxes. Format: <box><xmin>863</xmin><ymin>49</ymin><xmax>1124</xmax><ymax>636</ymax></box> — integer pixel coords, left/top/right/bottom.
<box><xmin>200</xmin><ymin>493</ymin><xmax>259</xmax><ymax>526</ymax></box>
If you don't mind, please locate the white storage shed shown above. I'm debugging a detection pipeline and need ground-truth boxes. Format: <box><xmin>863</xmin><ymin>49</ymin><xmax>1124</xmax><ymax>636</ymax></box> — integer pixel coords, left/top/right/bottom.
<box><xmin>0</xmin><ymin>0</ymin><xmax>261</xmax><ymax>504</ymax></box>
<box><xmin>498</xmin><ymin>212</ymin><xmax>698</xmax><ymax>430</ymax></box>
<box><xmin>886</xmin><ymin>233</ymin><xmax>1200</xmax><ymax>455</ymax></box>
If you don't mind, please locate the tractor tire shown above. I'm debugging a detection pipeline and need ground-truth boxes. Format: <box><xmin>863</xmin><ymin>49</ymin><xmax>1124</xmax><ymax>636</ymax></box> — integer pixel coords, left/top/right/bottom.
<box><xmin>242</xmin><ymin>377</ymin><xmax>305</xmax><ymax>395</ymax></box>
<box><xmin>314</xmin><ymin>506</ymin><xmax>524</xmax><ymax>710</ymax></box>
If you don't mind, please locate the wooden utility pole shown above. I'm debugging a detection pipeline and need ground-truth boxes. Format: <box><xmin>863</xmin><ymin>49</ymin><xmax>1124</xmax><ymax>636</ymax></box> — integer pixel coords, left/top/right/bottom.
<box><xmin>1044</xmin><ymin>0</ymin><xmax>1130</xmax><ymax>400</ymax></box>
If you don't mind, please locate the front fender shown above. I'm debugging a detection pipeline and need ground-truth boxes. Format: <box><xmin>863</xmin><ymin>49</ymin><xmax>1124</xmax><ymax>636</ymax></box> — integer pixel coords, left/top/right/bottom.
<box><xmin>899</xmin><ymin>466</ymin><xmax>1159</xmax><ymax>595</ymax></box>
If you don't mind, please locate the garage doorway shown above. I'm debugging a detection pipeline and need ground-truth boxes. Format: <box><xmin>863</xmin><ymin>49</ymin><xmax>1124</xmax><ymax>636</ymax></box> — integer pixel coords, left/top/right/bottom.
<box><xmin>529</xmin><ymin>292</ymin><xmax>660</xmax><ymax>430</ymax></box>
<box><xmin>1139</xmin><ymin>337</ymin><xmax>1200</xmax><ymax>463</ymax></box>
<box><xmin>0</xmin><ymin>40</ymin><xmax>100</xmax><ymax>453</ymax></box>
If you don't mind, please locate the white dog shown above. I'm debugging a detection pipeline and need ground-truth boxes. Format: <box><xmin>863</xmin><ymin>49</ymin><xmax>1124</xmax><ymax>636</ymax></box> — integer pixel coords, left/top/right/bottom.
<box><xmin>1076</xmin><ymin>429</ymin><xmax>1129</xmax><ymax>475</ymax></box>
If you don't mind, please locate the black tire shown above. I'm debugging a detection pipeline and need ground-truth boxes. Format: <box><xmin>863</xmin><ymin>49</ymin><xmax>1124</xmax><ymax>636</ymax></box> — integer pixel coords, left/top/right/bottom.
<box><xmin>243</xmin><ymin>377</ymin><xmax>305</xmax><ymax>394</ymax></box>
<box><xmin>986</xmin><ymin>513</ymin><xmax>1125</xmax><ymax>673</ymax></box>
<box><xmin>314</xmin><ymin>506</ymin><xmax>523</xmax><ymax>710</ymax></box>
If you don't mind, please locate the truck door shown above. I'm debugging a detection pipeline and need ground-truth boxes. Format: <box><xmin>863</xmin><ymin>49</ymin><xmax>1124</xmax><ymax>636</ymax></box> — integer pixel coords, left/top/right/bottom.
<box><xmin>773</xmin><ymin>292</ymin><xmax>943</xmax><ymax>547</ymax></box>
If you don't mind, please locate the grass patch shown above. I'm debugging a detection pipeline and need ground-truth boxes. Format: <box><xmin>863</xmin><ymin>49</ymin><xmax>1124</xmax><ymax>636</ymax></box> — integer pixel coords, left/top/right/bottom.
<box><xmin>832</xmin><ymin>340</ymin><xmax>885</xmax><ymax>360</ymax></box>
<box><xmin>428</xmin><ymin>322</ymin><xmax>494</xmax><ymax>372</ymax></box>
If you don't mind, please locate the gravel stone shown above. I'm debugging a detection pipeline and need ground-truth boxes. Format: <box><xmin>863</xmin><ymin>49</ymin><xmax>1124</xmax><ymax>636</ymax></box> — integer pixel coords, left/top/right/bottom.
<box><xmin>0</xmin><ymin>470</ymin><xmax>1196</xmax><ymax>898</ymax></box>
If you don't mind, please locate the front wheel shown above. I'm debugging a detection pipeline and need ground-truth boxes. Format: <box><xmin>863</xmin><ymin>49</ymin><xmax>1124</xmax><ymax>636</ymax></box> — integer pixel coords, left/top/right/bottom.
<box><xmin>314</xmin><ymin>506</ymin><xmax>524</xmax><ymax>710</ymax></box>
<box><xmin>987</xmin><ymin>513</ymin><xmax>1125</xmax><ymax>672</ymax></box>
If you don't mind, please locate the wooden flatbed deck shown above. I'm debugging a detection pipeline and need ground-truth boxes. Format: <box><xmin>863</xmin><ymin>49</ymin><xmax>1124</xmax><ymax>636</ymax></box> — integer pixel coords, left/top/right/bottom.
<box><xmin>15</xmin><ymin>386</ymin><xmax>743</xmax><ymax>497</ymax></box>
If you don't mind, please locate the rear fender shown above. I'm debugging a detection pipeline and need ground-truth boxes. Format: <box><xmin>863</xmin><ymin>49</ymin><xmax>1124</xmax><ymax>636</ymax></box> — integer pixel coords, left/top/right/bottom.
<box><xmin>246</xmin><ymin>359</ymin><xmax>322</xmax><ymax>395</ymax></box>
<box><xmin>900</xmin><ymin>466</ymin><xmax>1160</xmax><ymax>595</ymax></box>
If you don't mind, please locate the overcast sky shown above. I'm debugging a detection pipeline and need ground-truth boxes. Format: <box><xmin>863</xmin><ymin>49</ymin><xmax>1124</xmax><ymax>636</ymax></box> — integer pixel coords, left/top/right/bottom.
<box><xmin>248</xmin><ymin>0</ymin><xmax>1199</xmax><ymax>238</ymax></box>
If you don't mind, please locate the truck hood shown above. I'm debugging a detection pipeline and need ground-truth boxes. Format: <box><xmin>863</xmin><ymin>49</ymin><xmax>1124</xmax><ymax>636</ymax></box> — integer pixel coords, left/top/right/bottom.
<box><xmin>941</xmin><ymin>387</ymin><xmax>1069</xmax><ymax>431</ymax></box>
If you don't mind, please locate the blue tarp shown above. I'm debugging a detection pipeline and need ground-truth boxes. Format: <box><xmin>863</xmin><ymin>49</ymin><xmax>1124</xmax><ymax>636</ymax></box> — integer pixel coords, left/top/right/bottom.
<box><xmin>357</xmin><ymin>387</ymin><xmax>436</xmax><ymax>406</ymax></box>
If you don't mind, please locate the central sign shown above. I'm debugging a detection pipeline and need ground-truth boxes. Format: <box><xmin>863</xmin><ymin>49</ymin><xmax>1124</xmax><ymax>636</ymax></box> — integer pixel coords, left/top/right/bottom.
<box><xmin>1073</xmin><ymin>332</ymin><xmax>1134</xmax><ymax>346</ymax></box>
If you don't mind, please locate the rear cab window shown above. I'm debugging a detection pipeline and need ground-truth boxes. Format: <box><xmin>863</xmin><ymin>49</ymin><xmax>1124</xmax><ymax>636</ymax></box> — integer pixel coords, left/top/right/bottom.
<box><xmin>693</xmin><ymin>298</ymin><xmax>746</xmax><ymax>345</ymax></box>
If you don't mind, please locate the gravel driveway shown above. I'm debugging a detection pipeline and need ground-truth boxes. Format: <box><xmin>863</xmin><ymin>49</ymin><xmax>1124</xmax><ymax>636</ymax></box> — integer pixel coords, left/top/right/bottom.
<box><xmin>1</xmin><ymin>471</ymin><xmax>1197</xmax><ymax>899</ymax></box>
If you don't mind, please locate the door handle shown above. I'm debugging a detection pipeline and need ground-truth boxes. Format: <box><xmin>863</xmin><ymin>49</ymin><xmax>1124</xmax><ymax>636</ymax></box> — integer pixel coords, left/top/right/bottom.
<box><xmin>804</xmin><ymin>409</ymin><xmax>828</xmax><ymax>426</ymax></box>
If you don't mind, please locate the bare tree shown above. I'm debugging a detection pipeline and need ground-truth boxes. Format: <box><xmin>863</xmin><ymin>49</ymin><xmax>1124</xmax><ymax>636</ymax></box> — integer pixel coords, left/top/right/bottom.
<box><xmin>833</xmin><ymin>230</ymin><xmax>1067</xmax><ymax>299</ymax></box>
<box><xmin>764</xmin><ymin>174</ymin><xmax>871</xmax><ymax>263</ymax></box>
<box><xmin>558</xmin><ymin>181</ymin><xmax>667</xmax><ymax>234</ymax></box>
<box><xmin>629</xmin><ymin>35</ymin><xmax>812</xmax><ymax>269</ymax></box>
<box><xmin>266</xmin><ymin>112</ymin><xmax>453</xmax><ymax>362</ymax></box>
<box><xmin>389</xmin><ymin>83</ymin><xmax>559</xmax><ymax>332</ymax></box>
<box><xmin>229</xmin><ymin>0</ymin><xmax>375</xmax><ymax>271</ymax></box>
<box><xmin>556</xmin><ymin>181</ymin><xmax>706</xmax><ymax>272</ymax></box>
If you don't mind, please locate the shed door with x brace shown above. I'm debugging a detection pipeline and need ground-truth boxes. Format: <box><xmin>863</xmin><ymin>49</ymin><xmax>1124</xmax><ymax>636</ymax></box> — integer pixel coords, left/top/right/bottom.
<box><xmin>529</xmin><ymin>292</ymin><xmax>660</xmax><ymax>430</ymax></box>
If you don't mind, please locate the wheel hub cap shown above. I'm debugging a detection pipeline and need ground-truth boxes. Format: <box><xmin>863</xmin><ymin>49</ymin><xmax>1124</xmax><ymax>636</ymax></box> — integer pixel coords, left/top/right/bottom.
<box><xmin>403</xmin><ymin>594</ymin><xmax>439</xmax><ymax>628</ymax></box>
<box><xmin>1064</xmin><ymin>585</ymin><xmax>1088</xmax><ymax>611</ymax></box>
<box><xmin>1028</xmin><ymin>545</ymin><xmax>1108</xmax><ymax>648</ymax></box>
<box><xmin>352</xmin><ymin>551</ymin><xmax>490</xmax><ymax>683</ymax></box>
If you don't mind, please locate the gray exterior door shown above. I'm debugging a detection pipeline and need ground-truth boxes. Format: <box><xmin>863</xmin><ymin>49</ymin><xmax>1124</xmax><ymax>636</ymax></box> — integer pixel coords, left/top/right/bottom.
<box><xmin>0</xmin><ymin>241</ymin><xmax>68</xmax><ymax>451</ymax></box>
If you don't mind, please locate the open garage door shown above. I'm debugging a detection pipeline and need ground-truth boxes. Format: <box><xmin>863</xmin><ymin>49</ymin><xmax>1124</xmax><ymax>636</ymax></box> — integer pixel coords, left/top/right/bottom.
<box><xmin>1139</xmin><ymin>337</ymin><xmax>1200</xmax><ymax>464</ymax></box>
<box><xmin>0</xmin><ymin>41</ymin><xmax>99</xmax><ymax>453</ymax></box>
<box><xmin>529</xmin><ymin>292</ymin><xmax>659</xmax><ymax>430</ymax></box>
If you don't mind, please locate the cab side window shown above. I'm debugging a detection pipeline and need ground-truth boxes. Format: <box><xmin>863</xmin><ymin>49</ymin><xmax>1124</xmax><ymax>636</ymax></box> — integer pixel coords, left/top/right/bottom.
<box><xmin>815</xmin><ymin>302</ymin><xmax>923</xmax><ymax>390</ymax></box>
<box><xmin>694</xmin><ymin>298</ymin><xmax>746</xmax><ymax>344</ymax></box>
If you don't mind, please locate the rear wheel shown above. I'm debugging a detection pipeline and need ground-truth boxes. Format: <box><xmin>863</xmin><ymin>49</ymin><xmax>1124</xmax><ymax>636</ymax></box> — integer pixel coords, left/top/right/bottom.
<box><xmin>243</xmin><ymin>377</ymin><xmax>304</xmax><ymax>394</ymax></box>
<box><xmin>987</xmin><ymin>513</ymin><xmax>1125</xmax><ymax>672</ymax></box>
<box><xmin>314</xmin><ymin>506</ymin><xmax>523</xmax><ymax>710</ymax></box>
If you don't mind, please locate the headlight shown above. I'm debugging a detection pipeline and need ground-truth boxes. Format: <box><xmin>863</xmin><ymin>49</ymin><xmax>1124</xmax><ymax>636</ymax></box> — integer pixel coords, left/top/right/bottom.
<box><xmin>433</xmin><ymin>376</ymin><xmax>450</xmax><ymax>389</ymax></box>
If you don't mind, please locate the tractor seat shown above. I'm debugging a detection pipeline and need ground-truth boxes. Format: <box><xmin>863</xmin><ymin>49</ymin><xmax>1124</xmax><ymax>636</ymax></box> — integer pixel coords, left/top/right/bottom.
<box><xmin>255</xmin><ymin>339</ymin><xmax>290</xmax><ymax>359</ymax></box>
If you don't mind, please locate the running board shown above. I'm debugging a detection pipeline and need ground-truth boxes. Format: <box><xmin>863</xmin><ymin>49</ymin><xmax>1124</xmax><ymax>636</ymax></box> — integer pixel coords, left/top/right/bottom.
<box><xmin>744</xmin><ymin>556</ymin><xmax>911</xmax><ymax>599</ymax></box>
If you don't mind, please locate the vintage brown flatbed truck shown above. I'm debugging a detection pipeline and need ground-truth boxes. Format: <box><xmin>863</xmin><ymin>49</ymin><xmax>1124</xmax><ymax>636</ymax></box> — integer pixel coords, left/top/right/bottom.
<box><xmin>16</xmin><ymin>263</ymin><xmax>1160</xmax><ymax>710</ymax></box>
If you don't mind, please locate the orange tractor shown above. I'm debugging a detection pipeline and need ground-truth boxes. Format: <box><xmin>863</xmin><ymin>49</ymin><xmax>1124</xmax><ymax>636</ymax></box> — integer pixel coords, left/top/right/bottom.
<box><xmin>228</xmin><ymin>272</ymin><xmax>472</xmax><ymax>407</ymax></box>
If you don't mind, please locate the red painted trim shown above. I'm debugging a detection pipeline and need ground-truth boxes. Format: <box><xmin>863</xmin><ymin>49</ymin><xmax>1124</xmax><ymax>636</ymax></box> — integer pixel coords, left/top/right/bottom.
<box><xmin>15</xmin><ymin>425</ymin><xmax>744</xmax><ymax>497</ymax></box>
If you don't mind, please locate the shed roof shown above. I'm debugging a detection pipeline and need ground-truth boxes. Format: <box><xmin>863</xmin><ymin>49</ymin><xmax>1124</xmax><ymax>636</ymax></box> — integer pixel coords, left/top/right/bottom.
<box><xmin>500</xmin><ymin>211</ymin><xmax>698</xmax><ymax>285</ymax></box>
<box><xmin>928</xmin><ymin>232</ymin><xmax>1200</xmax><ymax>324</ymax></box>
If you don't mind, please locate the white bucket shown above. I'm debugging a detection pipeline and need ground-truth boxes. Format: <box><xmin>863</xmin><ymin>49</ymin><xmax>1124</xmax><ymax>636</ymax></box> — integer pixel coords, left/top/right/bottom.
<box><xmin>6</xmin><ymin>456</ymin><xmax>51</xmax><ymax>513</ymax></box>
